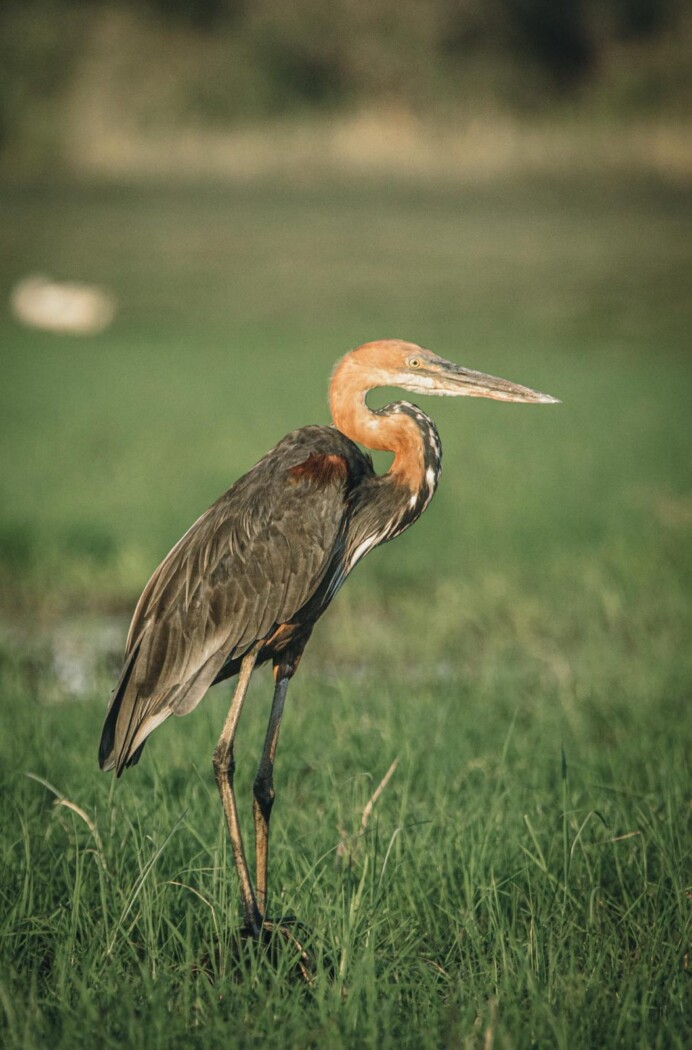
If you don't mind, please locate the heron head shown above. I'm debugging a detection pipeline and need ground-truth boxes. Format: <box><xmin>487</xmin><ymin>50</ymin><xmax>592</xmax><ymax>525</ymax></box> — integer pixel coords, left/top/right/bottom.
<box><xmin>347</xmin><ymin>339</ymin><xmax>559</xmax><ymax>404</ymax></box>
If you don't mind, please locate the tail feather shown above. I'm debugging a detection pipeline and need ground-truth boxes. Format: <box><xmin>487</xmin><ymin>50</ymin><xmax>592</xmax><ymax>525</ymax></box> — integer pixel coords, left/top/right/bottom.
<box><xmin>99</xmin><ymin>635</ymin><xmax>230</xmax><ymax>776</ymax></box>
<box><xmin>99</xmin><ymin>642</ymin><xmax>147</xmax><ymax>775</ymax></box>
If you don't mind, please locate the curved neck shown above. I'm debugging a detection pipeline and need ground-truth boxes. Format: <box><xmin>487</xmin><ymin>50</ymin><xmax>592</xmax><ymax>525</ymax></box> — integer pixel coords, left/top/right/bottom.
<box><xmin>329</xmin><ymin>354</ymin><xmax>435</xmax><ymax>493</ymax></box>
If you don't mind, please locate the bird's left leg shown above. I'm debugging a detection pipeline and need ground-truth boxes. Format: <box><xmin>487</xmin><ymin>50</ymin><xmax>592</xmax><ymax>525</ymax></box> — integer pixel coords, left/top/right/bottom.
<box><xmin>250</xmin><ymin>655</ymin><xmax>313</xmax><ymax>980</ymax></box>
<box><xmin>252</xmin><ymin>663</ymin><xmax>291</xmax><ymax>917</ymax></box>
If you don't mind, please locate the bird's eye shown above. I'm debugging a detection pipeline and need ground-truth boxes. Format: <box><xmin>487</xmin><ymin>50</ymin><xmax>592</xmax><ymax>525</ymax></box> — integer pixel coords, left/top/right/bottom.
<box><xmin>409</xmin><ymin>357</ymin><xmax>421</xmax><ymax>368</ymax></box>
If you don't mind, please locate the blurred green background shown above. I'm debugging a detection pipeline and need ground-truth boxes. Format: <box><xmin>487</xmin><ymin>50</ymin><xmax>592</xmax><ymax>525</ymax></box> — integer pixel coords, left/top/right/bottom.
<box><xmin>1</xmin><ymin>4</ymin><xmax>691</xmax><ymax>1049</ymax></box>
<box><xmin>1</xmin><ymin>176</ymin><xmax>690</xmax><ymax>616</ymax></box>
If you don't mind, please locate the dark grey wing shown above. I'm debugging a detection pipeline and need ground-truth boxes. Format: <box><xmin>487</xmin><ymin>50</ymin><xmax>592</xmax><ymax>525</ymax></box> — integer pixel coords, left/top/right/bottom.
<box><xmin>99</xmin><ymin>427</ymin><xmax>370</xmax><ymax>774</ymax></box>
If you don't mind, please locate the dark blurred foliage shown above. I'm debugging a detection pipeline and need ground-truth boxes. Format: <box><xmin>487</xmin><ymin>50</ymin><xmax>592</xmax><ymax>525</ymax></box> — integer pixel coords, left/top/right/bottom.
<box><xmin>133</xmin><ymin>0</ymin><xmax>685</xmax><ymax>95</ymax></box>
<box><xmin>506</xmin><ymin>0</ymin><xmax>679</xmax><ymax>84</ymax></box>
<box><xmin>0</xmin><ymin>0</ymin><xmax>688</xmax><ymax>165</ymax></box>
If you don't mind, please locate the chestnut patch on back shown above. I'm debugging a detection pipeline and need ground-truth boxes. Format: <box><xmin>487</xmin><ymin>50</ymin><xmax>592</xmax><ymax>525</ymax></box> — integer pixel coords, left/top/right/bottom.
<box><xmin>289</xmin><ymin>453</ymin><xmax>348</xmax><ymax>486</ymax></box>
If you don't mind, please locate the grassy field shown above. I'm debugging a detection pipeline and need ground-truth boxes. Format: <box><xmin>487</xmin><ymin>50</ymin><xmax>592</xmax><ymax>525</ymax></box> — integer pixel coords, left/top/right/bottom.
<box><xmin>0</xmin><ymin>173</ymin><xmax>690</xmax><ymax>1048</ymax></box>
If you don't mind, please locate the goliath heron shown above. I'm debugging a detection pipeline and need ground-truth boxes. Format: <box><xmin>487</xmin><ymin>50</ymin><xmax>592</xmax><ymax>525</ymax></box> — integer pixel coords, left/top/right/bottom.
<box><xmin>99</xmin><ymin>339</ymin><xmax>557</xmax><ymax>938</ymax></box>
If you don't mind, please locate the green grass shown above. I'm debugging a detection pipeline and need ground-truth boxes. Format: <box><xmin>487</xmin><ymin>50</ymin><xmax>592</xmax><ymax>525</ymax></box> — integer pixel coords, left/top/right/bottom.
<box><xmin>0</xmin><ymin>173</ymin><xmax>691</xmax><ymax>1048</ymax></box>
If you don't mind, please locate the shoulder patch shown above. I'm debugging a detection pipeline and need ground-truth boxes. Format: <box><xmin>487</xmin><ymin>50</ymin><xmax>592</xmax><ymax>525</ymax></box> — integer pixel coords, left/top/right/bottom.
<box><xmin>289</xmin><ymin>452</ymin><xmax>349</xmax><ymax>486</ymax></box>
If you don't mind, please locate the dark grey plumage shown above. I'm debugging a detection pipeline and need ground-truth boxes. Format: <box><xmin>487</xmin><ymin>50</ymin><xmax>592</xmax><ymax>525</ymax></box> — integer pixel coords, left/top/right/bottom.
<box><xmin>98</xmin><ymin>420</ymin><xmax>438</xmax><ymax>776</ymax></box>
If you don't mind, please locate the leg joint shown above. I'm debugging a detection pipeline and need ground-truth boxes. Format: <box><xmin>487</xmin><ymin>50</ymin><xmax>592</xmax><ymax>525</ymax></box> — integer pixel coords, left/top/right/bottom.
<box><xmin>212</xmin><ymin>744</ymin><xmax>235</xmax><ymax>783</ymax></box>
<box><xmin>253</xmin><ymin>772</ymin><xmax>275</xmax><ymax>816</ymax></box>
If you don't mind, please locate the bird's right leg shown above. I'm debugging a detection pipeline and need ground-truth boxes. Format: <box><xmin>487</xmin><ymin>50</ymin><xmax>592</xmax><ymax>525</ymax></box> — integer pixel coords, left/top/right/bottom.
<box><xmin>212</xmin><ymin>649</ymin><xmax>262</xmax><ymax>936</ymax></box>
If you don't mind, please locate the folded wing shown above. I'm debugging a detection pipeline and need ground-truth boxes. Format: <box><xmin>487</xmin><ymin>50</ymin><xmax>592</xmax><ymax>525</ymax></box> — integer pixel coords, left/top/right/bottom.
<box><xmin>99</xmin><ymin>427</ymin><xmax>371</xmax><ymax>774</ymax></box>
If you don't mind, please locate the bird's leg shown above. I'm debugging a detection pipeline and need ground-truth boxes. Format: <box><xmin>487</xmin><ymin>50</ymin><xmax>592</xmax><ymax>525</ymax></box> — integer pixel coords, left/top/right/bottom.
<box><xmin>212</xmin><ymin>649</ymin><xmax>262</xmax><ymax>936</ymax></box>
<box><xmin>253</xmin><ymin>667</ymin><xmax>290</xmax><ymax>917</ymax></box>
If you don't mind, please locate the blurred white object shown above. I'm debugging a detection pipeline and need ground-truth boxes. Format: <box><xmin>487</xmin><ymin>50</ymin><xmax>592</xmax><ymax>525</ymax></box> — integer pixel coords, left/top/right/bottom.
<box><xmin>10</xmin><ymin>274</ymin><xmax>116</xmax><ymax>335</ymax></box>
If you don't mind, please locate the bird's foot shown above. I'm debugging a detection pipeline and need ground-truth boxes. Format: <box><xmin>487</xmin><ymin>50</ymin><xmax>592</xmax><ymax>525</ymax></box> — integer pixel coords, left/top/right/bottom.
<box><xmin>240</xmin><ymin>916</ymin><xmax>314</xmax><ymax>983</ymax></box>
<box><xmin>196</xmin><ymin>918</ymin><xmax>314</xmax><ymax>985</ymax></box>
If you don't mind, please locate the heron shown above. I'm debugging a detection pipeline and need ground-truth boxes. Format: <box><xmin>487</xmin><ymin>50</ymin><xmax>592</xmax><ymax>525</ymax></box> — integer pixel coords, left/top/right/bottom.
<box><xmin>99</xmin><ymin>339</ymin><xmax>557</xmax><ymax>941</ymax></box>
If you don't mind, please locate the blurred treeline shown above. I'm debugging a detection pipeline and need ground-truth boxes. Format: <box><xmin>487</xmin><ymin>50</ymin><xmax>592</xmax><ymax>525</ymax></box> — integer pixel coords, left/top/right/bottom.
<box><xmin>1</xmin><ymin>0</ymin><xmax>690</xmax><ymax>172</ymax></box>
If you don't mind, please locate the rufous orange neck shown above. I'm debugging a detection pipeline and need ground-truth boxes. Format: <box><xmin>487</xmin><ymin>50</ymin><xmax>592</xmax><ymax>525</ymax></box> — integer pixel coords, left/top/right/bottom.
<box><xmin>329</xmin><ymin>352</ymin><xmax>426</xmax><ymax>492</ymax></box>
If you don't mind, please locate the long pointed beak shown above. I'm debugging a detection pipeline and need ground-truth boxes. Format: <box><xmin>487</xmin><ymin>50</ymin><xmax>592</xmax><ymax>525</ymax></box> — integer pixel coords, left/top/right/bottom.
<box><xmin>429</xmin><ymin>360</ymin><xmax>559</xmax><ymax>404</ymax></box>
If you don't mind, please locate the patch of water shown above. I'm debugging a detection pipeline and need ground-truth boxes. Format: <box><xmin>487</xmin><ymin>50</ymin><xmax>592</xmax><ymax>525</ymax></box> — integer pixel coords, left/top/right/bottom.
<box><xmin>0</xmin><ymin>615</ymin><xmax>129</xmax><ymax>702</ymax></box>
